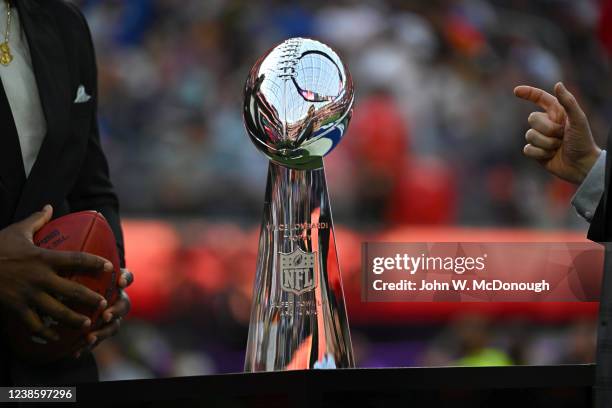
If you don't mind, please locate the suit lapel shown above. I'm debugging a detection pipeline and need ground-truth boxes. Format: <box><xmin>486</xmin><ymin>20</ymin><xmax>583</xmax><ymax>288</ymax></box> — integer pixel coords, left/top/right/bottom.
<box><xmin>0</xmin><ymin>75</ymin><xmax>26</xmax><ymax>223</ymax></box>
<box><xmin>13</xmin><ymin>0</ymin><xmax>72</xmax><ymax>220</ymax></box>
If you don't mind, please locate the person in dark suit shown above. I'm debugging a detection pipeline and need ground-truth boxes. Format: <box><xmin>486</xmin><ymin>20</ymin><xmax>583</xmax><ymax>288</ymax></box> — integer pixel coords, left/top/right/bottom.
<box><xmin>514</xmin><ymin>82</ymin><xmax>610</xmax><ymax>406</ymax></box>
<box><xmin>0</xmin><ymin>0</ymin><xmax>132</xmax><ymax>384</ymax></box>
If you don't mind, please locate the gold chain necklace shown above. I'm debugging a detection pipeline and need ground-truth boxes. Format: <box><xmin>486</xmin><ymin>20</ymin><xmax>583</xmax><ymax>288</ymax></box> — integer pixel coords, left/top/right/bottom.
<box><xmin>0</xmin><ymin>0</ymin><xmax>12</xmax><ymax>66</ymax></box>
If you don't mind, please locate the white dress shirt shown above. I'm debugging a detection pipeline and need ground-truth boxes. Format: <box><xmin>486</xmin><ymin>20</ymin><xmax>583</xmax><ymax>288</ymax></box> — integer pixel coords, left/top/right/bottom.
<box><xmin>0</xmin><ymin>1</ymin><xmax>46</xmax><ymax>177</ymax></box>
<box><xmin>572</xmin><ymin>150</ymin><xmax>606</xmax><ymax>222</ymax></box>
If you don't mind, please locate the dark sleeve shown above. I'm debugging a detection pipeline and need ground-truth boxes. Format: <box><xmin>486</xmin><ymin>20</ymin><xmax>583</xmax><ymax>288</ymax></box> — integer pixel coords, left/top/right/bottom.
<box><xmin>587</xmin><ymin>132</ymin><xmax>611</xmax><ymax>243</ymax></box>
<box><xmin>588</xmin><ymin>195</ymin><xmax>606</xmax><ymax>242</ymax></box>
<box><xmin>65</xmin><ymin>4</ymin><xmax>125</xmax><ymax>267</ymax></box>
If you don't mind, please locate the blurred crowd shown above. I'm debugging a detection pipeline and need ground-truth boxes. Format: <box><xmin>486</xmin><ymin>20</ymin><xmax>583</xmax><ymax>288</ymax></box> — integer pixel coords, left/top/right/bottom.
<box><xmin>67</xmin><ymin>0</ymin><xmax>612</xmax><ymax>379</ymax></box>
<box><xmin>95</xmin><ymin>313</ymin><xmax>597</xmax><ymax>379</ymax></box>
<box><xmin>75</xmin><ymin>0</ymin><xmax>612</xmax><ymax>228</ymax></box>
<box><xmin>91</xmin><ymin>220</ymin><xmax>597</xmax><ymax>379</ymax></box>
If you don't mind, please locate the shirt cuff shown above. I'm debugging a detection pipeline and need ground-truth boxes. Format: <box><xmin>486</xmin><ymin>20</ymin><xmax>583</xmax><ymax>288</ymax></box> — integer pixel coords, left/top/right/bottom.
<box><xmin>571</xmin><ymin>150</ymin><xmax>606</xmax><ymax>222</ymax></box>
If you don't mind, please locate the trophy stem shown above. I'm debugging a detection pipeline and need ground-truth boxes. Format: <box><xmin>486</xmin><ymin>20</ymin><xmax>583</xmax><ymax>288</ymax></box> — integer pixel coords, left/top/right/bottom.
<box><xmin>244</xmin><ymin>160</ymin><xmax>354</xmax><ymax>372</ymax></box>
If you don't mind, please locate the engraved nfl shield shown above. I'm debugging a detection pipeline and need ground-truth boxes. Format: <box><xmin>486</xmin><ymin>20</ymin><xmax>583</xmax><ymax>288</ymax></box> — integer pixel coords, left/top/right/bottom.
<box><xmin>281</xmin><ymin>249</ymin><xmax>317</xmax><ymax>295</ymax></box>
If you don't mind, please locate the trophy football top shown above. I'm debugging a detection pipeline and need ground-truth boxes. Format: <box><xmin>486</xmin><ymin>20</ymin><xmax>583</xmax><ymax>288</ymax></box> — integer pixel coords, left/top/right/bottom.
<box><xmin>243</xmin><ymin>38</ymin><xmax>354</xmax><ymax>169</ymax></box>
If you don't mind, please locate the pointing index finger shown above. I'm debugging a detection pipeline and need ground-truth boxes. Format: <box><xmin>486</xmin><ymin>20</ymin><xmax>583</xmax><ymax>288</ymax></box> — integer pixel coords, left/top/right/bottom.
<box><xmin>514</xmin><ymin>85</ymin><xmax>556</xmax><ymax>108</ymax></box>
<box><xmin>514</xmin><ymin>85</ymin><xmax>565</xmax><ymax>123</ymax></box>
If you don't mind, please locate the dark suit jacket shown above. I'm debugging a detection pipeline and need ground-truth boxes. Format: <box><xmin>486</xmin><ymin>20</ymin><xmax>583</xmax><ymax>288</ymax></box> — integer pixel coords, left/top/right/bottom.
<box><xmin>0</xmin><ymin>0</ymin><xmax>124</xmax><ymax>385</ymax></box>
<box><xmin>588</xmin><ymin>132</ymin><xmax>612</xmax><ymax>407</ymax></box>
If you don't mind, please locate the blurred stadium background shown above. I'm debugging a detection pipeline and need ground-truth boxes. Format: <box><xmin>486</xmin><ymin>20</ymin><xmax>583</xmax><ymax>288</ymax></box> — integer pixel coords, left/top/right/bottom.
<box><xmin>71</xmin><ymin>0</ymin><xmax>612</xmax><ymax>379</ymax></box>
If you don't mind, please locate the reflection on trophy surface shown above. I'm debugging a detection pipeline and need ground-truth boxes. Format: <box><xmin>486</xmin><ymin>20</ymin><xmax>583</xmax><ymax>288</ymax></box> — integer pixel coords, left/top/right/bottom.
<box><xmin>243</xmin><ymin>37</ymin><xmax>355</xmax><ymax>371</ymax></box>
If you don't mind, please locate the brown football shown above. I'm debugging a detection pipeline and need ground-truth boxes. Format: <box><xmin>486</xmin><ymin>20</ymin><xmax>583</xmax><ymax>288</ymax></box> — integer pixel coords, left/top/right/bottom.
<box><xmin>7</xmin><ymin>211</ymin><xmax>120</xmax><ymax>364</ymax></box>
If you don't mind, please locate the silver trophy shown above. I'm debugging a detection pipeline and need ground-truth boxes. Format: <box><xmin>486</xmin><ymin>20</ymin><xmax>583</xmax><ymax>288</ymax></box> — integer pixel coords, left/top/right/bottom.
<box><xmin>243</xmin><ymin>38</ymin><xmax>355</xmax><ymax>371</ymax></box>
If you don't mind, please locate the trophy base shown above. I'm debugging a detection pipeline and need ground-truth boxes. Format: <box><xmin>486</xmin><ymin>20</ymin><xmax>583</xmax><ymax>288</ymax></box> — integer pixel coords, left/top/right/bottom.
<box><xmin>244</xmin><ymin>160</ymin><xmax>354</xmax><ymax>372</ymax></box>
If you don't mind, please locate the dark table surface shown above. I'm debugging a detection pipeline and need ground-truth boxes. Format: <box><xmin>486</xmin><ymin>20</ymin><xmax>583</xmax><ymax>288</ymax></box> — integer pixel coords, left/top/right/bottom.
<box><xmin>71</xmin><ymin>364</ymin><xmax>595</xmax><ymax>407</ymax></box>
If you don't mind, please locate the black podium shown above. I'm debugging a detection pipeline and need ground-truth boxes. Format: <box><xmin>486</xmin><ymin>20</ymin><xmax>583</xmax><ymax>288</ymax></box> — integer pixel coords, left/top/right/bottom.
<box><xmin>74</xmin><ymin>364</ymin><xmax>593</xmax><ymax>407</ymax></box>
